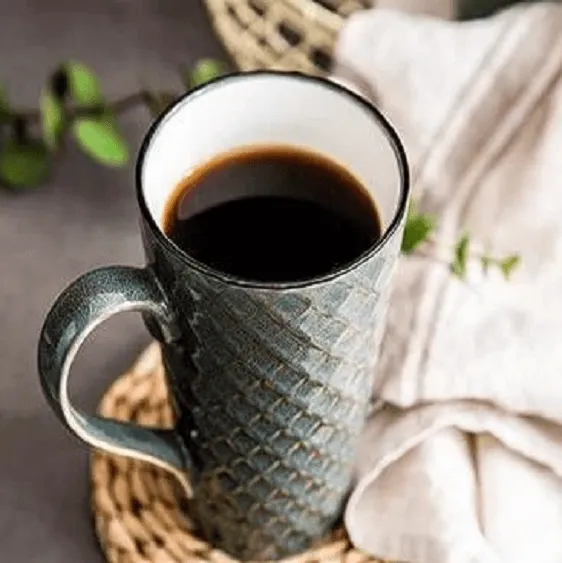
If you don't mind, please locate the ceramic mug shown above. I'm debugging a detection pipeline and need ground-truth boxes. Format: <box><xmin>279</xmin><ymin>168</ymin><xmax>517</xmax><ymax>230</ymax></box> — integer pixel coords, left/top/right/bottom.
<box><xmin>38</xmin><ymin>71</ymin><xmax>409</xmax><ymax>561</ymax></box>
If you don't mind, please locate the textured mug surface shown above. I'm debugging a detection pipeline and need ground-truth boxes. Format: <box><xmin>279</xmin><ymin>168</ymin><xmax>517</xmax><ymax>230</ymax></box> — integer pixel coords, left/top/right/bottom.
<box><xmin>37</xmin><ymin>71</ymin><xmax>409</xmax><ymax>561</ymax></box>
<box><xmin>143</xmin><ymin>217</ymin><xmax>404</xmax><ymax>559</ymax></box>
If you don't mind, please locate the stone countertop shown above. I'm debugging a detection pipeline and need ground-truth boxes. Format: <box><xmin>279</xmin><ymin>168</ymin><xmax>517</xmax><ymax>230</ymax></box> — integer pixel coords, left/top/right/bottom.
<box><xmin>0</xmin><ymin>1</ymin><xmax>225</xmax><ymax>561</ymax></box>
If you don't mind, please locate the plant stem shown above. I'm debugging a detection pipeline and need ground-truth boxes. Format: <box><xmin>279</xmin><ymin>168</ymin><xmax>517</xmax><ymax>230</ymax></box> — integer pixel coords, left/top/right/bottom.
<box><xmin>6</xmin><ymin>90</ymin><xmax>165</xmax><ymax>124</ymax></box>
<box><xmin>105</xmin><ymin>91</ymin><xmax>149</xmax><ymax>114</ymax></box>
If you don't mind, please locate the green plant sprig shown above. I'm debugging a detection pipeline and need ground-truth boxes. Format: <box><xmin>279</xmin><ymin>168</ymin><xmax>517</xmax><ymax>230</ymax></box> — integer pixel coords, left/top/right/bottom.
<box><xmin>402</xmin><ymin>201</ymin><xmax>520</xmax><ymax>280</ymax></box>
<box><xmin>0</xmin><ymin>57</ymin><xmax>520</xmax><ymax>278</ymax></box>
<box><xmin>0</xmin><ymin>59</ymin><xmax>226</xmax><ymax>187</ymax></box>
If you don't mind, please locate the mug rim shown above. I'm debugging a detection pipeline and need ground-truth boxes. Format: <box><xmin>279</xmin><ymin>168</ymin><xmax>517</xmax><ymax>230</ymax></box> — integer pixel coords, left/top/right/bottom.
<box><xmin>135</xmin><ymin>70</ymin><xmax>410</xmax><ymax>290</ymax></box>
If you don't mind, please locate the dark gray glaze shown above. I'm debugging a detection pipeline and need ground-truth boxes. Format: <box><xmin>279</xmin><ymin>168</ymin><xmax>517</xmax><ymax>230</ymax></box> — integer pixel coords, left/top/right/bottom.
<box><xmin>38</xmin><ymin>71</ymin><xmax>409</xmax><ymax>561</ymax></box>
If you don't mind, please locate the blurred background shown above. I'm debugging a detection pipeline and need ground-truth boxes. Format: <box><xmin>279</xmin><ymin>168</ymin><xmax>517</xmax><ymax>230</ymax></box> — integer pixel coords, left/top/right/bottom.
<box><xmin>0</xmin><ymin>2</ymin><xmax>225</xmax><ymax>562</ymax></box>
<box><xmin>0</xmin><ymin>0</ymin><xmax>546</xmax><ymax>562</ymax></box>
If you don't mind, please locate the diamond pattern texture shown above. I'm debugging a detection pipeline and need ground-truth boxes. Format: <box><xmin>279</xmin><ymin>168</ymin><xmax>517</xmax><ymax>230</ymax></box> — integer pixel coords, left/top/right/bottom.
<box><xmin>145</xmin><ymin>216</ymin><xmax>404</xmax><ymax>560</ymax></box>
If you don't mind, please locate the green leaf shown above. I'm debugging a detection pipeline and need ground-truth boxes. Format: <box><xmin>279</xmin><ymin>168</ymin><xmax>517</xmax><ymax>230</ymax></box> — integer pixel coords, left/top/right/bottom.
<box><xmin>0</xmin><ymin>139</ymin><xmax>50</xmax><ymax>188</ymax></box>
<box><xmin>40</xmin><ymin>89</ymin><xmax>65</xmax><ymax>149</ymax></box>
<box><xmin>65</xmin><ymin>61</ymin><xmax>103</xmax><ymax>106</ymax></box>
<box><xmin>72</xmin><ymin>116</ymin><xmax>129</xmax><ymax>166</ymax></box>
<box><xmin>451</xmin><ymin>233</ymin><xmax>470</xmax><ymax>278</ymax></box>
<box><xmin>189</xmin><ymin>59</ymin><xmax>225</xmax><ymax>88</ymax></box>
<box><xmin>401</xmin><ymin>202</ymin><xmax>437</xmax><ymax>254</ymax></box>
<box><xmin>499</xmin><ymin>254</ymin><xmax>520</xmax><ymax>280</ymax></box>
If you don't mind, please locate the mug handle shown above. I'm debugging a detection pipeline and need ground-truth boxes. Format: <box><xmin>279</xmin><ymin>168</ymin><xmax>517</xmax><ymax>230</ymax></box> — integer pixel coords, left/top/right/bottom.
<box><xmin>37</xmin><ymin>265</ymin><xmax>193</xmax><ymax>494</ymax></box>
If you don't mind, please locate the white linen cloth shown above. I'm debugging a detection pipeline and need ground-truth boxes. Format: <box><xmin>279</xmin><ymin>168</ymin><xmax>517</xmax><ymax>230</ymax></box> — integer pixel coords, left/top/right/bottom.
<box><xmin>333</xmin><ymin>4</ymin><xmax>562</xmax><ymax>562</ymax></box>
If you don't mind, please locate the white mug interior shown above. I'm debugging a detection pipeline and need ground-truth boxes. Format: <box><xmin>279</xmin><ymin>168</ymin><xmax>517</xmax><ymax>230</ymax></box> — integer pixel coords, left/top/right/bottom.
<box><xmin>141</xmin><ymin>72</ymin><xmax>404</xmax><ymax>239</ymax></box>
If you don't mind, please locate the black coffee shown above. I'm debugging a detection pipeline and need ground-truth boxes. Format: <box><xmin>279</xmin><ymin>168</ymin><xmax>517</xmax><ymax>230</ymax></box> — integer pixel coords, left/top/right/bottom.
<box><xmin>163</xmin><ymin>145</ymin><xmax>382</xmax><ymax>282</ymax></box>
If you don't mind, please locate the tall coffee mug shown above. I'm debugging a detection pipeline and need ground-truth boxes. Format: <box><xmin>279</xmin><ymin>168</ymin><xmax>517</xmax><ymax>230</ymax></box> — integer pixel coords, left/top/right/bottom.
<box><xmin>38</xmin><ymin>72</ymin><xmax>409</xmax><ymax>560</ymax></box>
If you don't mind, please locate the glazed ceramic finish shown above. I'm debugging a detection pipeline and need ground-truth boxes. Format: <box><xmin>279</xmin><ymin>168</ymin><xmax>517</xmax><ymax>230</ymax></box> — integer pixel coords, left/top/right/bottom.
<box><xmin>142</xmin><ymin>212</ymin><xmax>404</xmax><ymax>559</ymax></box>
<box><xmin>37</xmin><ymin>266</ymin><xmax>193</xmax><ymax>487</ymax></box>
<box><xmin>38</xmin><ymin>71</ymin><xmax>410</xmax><ymax>560</ymax></box>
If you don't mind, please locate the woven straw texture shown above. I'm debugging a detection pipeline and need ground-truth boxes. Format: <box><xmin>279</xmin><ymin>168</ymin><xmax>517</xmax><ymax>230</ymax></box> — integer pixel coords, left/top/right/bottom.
<box><xmin>91</xmin><ymin>343</ymin><xmax>386</xmax><ymax>563</ymax></box>
<box><xmin>202</xmin><ymin>0</ymin><xmax>372</xmax><ymax>75</ymax></box>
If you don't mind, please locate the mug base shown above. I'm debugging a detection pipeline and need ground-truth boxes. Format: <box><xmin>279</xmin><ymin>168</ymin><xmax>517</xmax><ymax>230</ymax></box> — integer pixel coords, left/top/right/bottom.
<box><xmin>91</xmin><ymin>343</ymin><xmax>382</xmax><ymax>562</ymax></box>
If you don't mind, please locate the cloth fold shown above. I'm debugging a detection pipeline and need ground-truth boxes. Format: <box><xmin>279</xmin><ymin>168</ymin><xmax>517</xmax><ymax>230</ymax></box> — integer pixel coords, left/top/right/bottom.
<box><xmin>332</xmin><ymin>4</ymin><xmax>562</xmax><ymax>562</ymax></box>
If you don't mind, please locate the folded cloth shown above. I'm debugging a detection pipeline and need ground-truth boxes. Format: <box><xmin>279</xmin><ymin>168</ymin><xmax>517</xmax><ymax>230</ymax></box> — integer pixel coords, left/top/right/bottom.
<box><xmin>331</xmin><ymin>4</ymin><xmax>562</xmax><ymax>562</ymax></box>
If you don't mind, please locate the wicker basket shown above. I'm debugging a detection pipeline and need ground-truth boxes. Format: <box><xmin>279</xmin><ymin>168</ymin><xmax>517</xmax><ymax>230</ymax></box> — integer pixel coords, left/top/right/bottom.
<box><xmin>202</xmin><ymin>0</ymin><xmax>372</xmax><ymax>75</ymax></box>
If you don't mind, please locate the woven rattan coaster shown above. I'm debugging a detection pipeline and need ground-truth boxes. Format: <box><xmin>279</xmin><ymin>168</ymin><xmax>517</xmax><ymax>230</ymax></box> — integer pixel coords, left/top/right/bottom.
<box><xmin>91</xmin><ymin>343</ymin><xmax>383</xmax><ymax>563</ymax></box>
<box><xmin>202</xmin><ymin>0</ymin><xmax>371</xmax><ymax>75</ymax></box>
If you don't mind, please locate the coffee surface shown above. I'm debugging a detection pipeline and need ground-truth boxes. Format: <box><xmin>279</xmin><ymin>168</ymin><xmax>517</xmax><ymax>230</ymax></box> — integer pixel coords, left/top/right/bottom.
<box><xmin>163</xmin><ymin>145</ymin><xmax>382</xmax><ymax>282</ymax></box>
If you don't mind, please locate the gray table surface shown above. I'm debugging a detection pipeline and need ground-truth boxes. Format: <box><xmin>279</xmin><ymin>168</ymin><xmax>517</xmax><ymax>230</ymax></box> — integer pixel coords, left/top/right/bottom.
<box><xmin>0</xmin><ymin>1</ymin><xmax>225</xmax><ymax>560</ymax></box>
